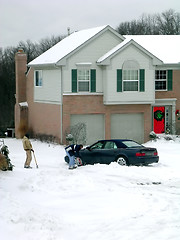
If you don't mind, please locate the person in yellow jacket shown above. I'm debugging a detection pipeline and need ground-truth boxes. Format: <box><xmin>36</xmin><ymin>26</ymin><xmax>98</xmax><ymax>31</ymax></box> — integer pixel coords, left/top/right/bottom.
<box><xmin>22</xmin><ymin>133</ymin><xmax>34</xmax><ymax>168</ymax></box>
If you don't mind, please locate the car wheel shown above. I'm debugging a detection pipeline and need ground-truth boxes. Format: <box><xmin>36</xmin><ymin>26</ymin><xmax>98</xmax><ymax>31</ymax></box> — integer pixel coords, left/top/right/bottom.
<box><xmin>116</xmin><ymin>156</ymin><xmax>128</xmax><ymax>166</ymax></box>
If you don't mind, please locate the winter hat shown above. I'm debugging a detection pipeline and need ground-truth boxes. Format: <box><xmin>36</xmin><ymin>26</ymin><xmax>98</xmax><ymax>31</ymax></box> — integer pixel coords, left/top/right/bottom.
<box><xmin>25</xmin><ymin>133</ymin><xmax>30</xmax><ymax>138</ymax></box>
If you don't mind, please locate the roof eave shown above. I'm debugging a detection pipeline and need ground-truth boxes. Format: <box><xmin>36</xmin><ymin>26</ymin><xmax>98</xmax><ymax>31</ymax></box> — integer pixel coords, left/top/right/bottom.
<box><xmin>97</xmin><ymin>39</ymin><xmax>164</xmax><ymax>65</ymax></box>
<box><xmin>156</xmin><ymin>63</ymin><xmax>180</xmax><ymax>69</ymax></box>
<box><xmin>28</xmin><ymin>63</ymin><xmax>57</xmax><ymax>69</ymax></box>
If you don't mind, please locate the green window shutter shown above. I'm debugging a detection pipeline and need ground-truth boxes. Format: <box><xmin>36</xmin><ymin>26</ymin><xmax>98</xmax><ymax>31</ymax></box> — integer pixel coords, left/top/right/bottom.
<box><xmin>91</xmin><ymin>69</ymin><xmax>96</xmax><ymax>92</ymax></box>
<box><xmin>139</xmin><ymin>69</ymin><xmax>145</xmax><ymax>92</ymax></box>
<box><xmin>117</xmin><ymin>69</ymin><xmax>122</xmax><ymax>92</ymax></box>
<box><xmin>167</xmin><ymin>70</ymin><xmax>173</xmax><ymax>91</ymax></box>
<box><xmin>72</xmin><ymin>69</ymin><xmax>77</xmax><ymax>92</ymax></box>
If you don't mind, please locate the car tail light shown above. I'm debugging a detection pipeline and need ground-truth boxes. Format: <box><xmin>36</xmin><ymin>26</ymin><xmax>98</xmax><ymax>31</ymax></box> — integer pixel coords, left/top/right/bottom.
<box><xmin>136</xmin><ymin>152</ymin><xmax>145</xmax><ymax>157</ymax></box>
<box><xmin>154</xmin><ymin>151</ymin><xmax>158</xmax><ymax>156</ymax></box>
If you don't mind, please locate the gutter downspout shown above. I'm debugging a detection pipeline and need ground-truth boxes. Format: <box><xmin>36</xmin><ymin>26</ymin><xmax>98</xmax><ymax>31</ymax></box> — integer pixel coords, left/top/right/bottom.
<box><xmin>60</xmin><ymin>69</ymin><xmax>63</xmax><ymax>144</ymax></box>
<box><xmin>55</xmin><ymin>63</ymin><xmax>63</xmax><ymax>144</ymax></box>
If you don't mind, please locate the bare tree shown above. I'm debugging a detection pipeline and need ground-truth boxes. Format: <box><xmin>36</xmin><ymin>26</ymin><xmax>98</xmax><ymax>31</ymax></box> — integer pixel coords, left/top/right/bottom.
<box><xmin>0</xmin><ymin>46</ymin><xmax>17</xmax><ymax>135</ymax></box>
<box><xmin>117</xmin><ymin>9</ymin><xmax>180</xmax><ymax>35</ymax></box>
<box><xmin>38</xmin><ymin>35</ymin><xmax>65</xmax><ymax>53</ymax></box>
<box><xmin>65</xmin><ymin>123</ymin><xmax>87</xmax><ymax>145</ymax></box>
<box><xmin>156</xmin><ymin>9</ymin><xmax>180</xmax><ymax>34</ymax></box>
<box><xmin>0</xmin><ymin>35</ymin><xmax>65</xmax><ymax>135</ymax></box>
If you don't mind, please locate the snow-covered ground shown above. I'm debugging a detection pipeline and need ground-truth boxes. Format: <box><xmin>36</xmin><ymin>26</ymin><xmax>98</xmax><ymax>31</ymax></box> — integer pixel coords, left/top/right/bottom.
<box><xmin>0</xmin><ymin>137</ymin><xmax>180</xmax><ymax>240</ymax></box>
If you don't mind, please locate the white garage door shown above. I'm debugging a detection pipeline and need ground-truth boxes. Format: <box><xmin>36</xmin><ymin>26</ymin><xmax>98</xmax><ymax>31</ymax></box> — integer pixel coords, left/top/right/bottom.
<box><xmin>71</xmin><ymin>114</ymin><xmax>104</xmax><ymax>145</ymax></box>
<box><xmin>111</xmin><ymin>113</ymin><xmax>144</xmax><ymax>143</ymax></box>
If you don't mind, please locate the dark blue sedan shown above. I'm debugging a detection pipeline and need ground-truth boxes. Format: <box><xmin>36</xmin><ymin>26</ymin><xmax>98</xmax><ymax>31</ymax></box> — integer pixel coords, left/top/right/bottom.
<box><xmin>78</xmin><ymin>139</ymin><xmax>159</xmax><ymax>166</ymax></box>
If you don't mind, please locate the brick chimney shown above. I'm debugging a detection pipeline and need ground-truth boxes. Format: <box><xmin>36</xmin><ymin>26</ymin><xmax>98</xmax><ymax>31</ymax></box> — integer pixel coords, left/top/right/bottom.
<box><xmin>15</xmin><ymin>49</ymin><xmax>28</xmax><ymax>138</ymax></box>
<box><xmin>15</xmin><ymin>48</ymin><xmax>27</xmax><ymax>103</ymax></box>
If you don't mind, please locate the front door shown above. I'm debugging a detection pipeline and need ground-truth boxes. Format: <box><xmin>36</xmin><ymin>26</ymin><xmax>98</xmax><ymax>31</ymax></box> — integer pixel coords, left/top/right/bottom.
<box><xmin>153</xmin><ymin>106</ymin><xmax>165</xmax><ymax>133</ymax></box>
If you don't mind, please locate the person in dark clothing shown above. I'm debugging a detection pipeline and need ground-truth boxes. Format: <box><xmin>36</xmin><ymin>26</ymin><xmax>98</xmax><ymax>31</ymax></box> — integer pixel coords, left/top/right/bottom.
<box><xmin>65</xmin><ymin>144</ymin><xmax>83</xmax><ymax>169</ymax></box>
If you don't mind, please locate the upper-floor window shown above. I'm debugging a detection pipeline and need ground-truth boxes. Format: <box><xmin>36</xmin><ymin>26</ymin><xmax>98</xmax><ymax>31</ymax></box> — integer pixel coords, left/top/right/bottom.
<box><xmin>155</xmin><ymin>70</ymin><xmax>167</xmax><ymax>90</ymax></box>
<box><xmin>34</xmin><ymin>70</ymin><xmax>42</xmax><ymax>87</ymax></box>
<box><xmin>72</xmin><ymin>69</ymin><xmax>96</xmax><ymax>93</ymax></box>
<box><xmin>78</xmin><ymin>69</ymin><xmax>90</xmax><ymax>92</ymax></box>
<box><xmin>123</xmin><ymin>69</ymin><xmax>138</xmax><ymax>91</ymax></box>
<box><xmin>123</xmin><ymin>60</ymin><xmax>139</xmax><ymax>91</ymax></box>
<box><xmin>117</xmin><ymin>60</ymin><xmax>145</xmax><ymax>93</ymax></box>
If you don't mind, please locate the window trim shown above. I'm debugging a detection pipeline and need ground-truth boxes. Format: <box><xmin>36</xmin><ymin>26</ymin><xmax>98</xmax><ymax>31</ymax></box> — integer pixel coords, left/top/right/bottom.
<box><xmin>72</xmin><ymin>69</ymin><xmax>96</xmax><ymax>93</ymax></box>
<box><xmin>122</xmin><ymin>69</ymin><xmax>139</xmax><ymax>92</ymax></box>
<box><xmin>34</xmin><ymin>70</ymin><xmax>43</xmax><ymax>87</ymax></box>
<box><xmin>155</xmin><ymin>70</ymin><xmax>167</xmax><ymax>91</ymax></box>
<box><xmin>77</xmin><ymin>69</ymin><xmax>90</xmax><ymax>92</ymax></box>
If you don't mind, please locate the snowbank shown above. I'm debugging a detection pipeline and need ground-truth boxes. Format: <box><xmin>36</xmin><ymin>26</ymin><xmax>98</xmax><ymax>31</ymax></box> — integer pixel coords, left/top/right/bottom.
<box><xmin>0</xmin><ymin>138</ymin><xmax>180</xmax><ymax>240</ymax></box>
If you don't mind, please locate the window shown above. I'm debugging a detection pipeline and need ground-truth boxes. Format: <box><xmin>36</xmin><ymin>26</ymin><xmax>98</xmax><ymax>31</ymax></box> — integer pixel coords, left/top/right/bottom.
<box><xmin>104</xmin><ymin>141</ymin><xmax>117</xmax><ymax>149</ymax></box>
<box><xmin>91</xmin><ymin>141</ymin><xmax>104</xmax><ymax>150</ymax></box>
<box><xmin>123</xmin><ymin>69</ymin><xmax>138</xmax><ymax>91</ymax></box>
<box><xmin>78</xmin><ymin>69</ymin><xmax>90</xmax><ymax>92</ymax></box>
<box><xmin>122</xmin><ymin>140</ymin><xmax>141</xmax><ymax>148</ymax></box>
<box><xmin>35</xmin><ymin>70</ymin><xmax>42</xmax><ymax>87</ymax></box>
<box><xmin>155</xmin><ymin>70</ymin><xmax>167</xmax><ymax>90</ymax></box>
<box><xmin>72</xmin><ymin>69</ymin><xmax>96</xmax><ymax>93</ymax></box>
<box><xmin>122</xmin><ymin>60</ymin><xmax>140</xmax><ymax>92</ymax></box>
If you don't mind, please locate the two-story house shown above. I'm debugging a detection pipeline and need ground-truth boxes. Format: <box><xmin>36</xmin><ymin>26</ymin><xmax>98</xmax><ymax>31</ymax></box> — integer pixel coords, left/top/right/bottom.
<box><xmin>15</xmin><ymin>25</ymin><xmax>180</xmax><ymax>144</ymax></box>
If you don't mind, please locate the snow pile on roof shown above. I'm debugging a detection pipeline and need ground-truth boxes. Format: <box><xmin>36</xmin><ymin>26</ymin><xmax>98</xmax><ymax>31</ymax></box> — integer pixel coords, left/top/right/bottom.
<box><xmin>29</xmin><ymin>24</ymin><xmax>180</xmax><ymax>66</ymax></box>
<box><xmin>98</xmin><ymin>35</ymin><xmax>180</xmax><ymax>64</ymax></box>
<box><xmin>126</xmin><ymin>35</ymin><xmax>180</xmax><ymax>64</ymax></box>
<box><xmin>28</xmin><ymin>25</ymin><xmax>108</xmax><ymax>66</ymax></box>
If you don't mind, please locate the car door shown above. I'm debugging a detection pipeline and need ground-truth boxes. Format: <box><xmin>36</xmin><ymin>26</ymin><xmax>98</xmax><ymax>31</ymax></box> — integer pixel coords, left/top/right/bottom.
<box><xmin>100</xmin><ymin>141</ymin><xmax>118</xmax><ymax>164</ymax></box>
<box><xmin>80</xmin><ymin>141</ymin><xmax>104</xmax><ymax>164</ymax></box>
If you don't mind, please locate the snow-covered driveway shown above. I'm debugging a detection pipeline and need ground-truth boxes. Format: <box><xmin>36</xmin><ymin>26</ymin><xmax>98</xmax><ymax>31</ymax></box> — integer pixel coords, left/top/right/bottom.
<box><xmin>0</xmin><ymin>138</ymin><xmax>180</xmax><ymax>240</ymax></box>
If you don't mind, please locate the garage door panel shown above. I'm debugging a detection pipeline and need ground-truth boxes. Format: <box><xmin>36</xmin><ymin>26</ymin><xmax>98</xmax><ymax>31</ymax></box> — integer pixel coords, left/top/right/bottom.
<box><xmin>71</xmin><ymin>114</ymin><xmax>104</xmax><ymax>145</ymax></box>
<box><xmin>111</xmin><ymin>113</ymin><xmax>144</xmax><ymax>143</ymax></box>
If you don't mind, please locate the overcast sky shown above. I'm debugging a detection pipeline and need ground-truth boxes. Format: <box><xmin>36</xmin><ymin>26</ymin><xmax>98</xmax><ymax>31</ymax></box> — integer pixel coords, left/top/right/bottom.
<box><xmin>1</xmin><ymin>0</ymin><xmax>180</xmax><ymax>49</ymax></box>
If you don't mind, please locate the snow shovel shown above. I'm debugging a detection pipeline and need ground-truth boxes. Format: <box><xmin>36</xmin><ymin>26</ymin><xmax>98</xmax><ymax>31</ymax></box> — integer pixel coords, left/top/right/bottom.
<box><xmin>32</xmin><ymin>151</ymin><xmax>38</xmax><ymax>168</ymax></box>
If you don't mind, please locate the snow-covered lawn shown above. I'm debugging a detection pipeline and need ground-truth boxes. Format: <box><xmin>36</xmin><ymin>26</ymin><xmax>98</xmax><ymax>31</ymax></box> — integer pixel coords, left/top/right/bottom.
<box><xmin>0</xmin><ymin>137</ymin><xmax>180</xmax><ymax>240</ymax></box>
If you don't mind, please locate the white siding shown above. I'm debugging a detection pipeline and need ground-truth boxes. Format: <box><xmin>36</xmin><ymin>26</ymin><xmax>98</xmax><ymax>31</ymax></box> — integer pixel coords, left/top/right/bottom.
<box><xmin>104</xmin><ymin>45</ymin><xmax>155</xmax><ymax>104</ymax></box>
<box><xmin>34</xmin><ymin>69</ymin><xmax>61</xmax><ymax>104</ymax></box>
<box><xmin>63</xmin><ymin>30</ymin><xmax>122</xmax><ymax>94</ymax></box>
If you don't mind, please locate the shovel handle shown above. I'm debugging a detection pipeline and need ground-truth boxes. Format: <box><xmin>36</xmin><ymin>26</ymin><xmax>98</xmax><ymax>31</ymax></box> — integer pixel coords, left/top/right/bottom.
<box><xmin>32</xmin><ymin>151</ymin><xmax>38</xmax><ymax>168</ymax></box>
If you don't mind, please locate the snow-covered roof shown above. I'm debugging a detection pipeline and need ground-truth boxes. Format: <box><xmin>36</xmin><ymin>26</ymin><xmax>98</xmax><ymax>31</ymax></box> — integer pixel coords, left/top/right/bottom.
<box><xmin>97</xmin><ymin>35</ymin><xmax>180</xmax><ymax>64</ymax></box>
<box><xmin>28</xmin><ymin>25</ymin><xmax>109</xmax><ymax>66</ymax></box>
<box><xmin>29</xmin><ymin>25</ymin><xmax>180</xmax><ymax>67</ymax></box>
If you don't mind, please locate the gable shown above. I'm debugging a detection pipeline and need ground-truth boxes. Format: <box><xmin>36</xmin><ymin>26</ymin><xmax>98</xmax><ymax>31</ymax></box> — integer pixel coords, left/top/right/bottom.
<box><xmin>97</xmin><ymin>39</ymin><xmax>162</xmax><ymax>66</ymax></box>
<box><xmin>28</xmin><ymin>25</ymin><xmax>124</xmax><ymax>67</ymax></box>
<box><xmin>97</xmin><ymin>35</ymin><xmax>180</xmax><ymax>65</ymax></box>
<box><xmin>64</xmin><ymin>29</ymin><xmax>124</xmax><ymax>65</ymax></box>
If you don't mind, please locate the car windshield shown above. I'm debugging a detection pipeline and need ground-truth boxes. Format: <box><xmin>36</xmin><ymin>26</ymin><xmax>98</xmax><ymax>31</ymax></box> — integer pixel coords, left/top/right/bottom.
<box><xmin>122</xmin><ymin>140</ymin><xmax>142</xmax><ymax>148</ymax></box>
